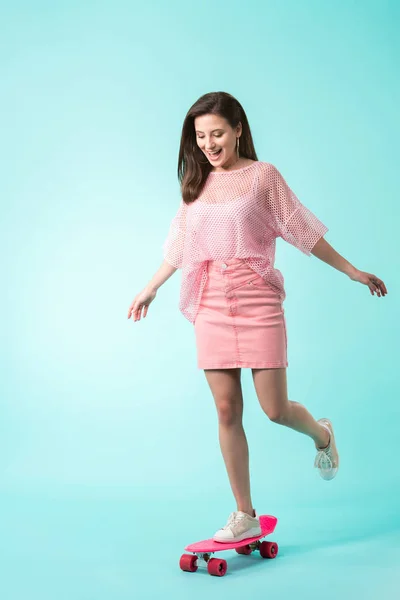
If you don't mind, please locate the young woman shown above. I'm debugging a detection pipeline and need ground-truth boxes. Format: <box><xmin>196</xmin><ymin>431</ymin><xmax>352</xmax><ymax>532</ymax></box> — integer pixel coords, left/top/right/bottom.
<box><xmin>127</xmin><ymin>92</ymin><xmax>387</xmax><ymax>544</ymax></box>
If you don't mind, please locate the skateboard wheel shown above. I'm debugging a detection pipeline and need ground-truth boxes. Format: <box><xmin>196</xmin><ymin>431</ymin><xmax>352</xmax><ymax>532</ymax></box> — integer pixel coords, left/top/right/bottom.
<box><xmin>259</xmin><ymin>541</ymin><xmax>278</xmax><ymax>559</ymax></box>
<box><xmin>179</xmin><ymin>553</ymin><xmax>198</xmax><ymax>572</ymax></box>
<box><xmin>235</xmin><ymin>544</ymin><xmax>252</xmax><ymax>555</ymax></box>
<box><xmin>207</xmin><ymin>558</ymin><xmax>227</xmax><ymax>577</ymax></box>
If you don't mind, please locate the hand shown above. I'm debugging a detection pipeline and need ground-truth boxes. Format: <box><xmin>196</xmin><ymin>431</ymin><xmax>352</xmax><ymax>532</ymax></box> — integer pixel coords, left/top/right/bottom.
<box><xmin>127</xmin><ymin>286</ymin><xmax>157</xmax><ymax>321</ymax></box>
<box><xmin>349</xmin><ymin>269</ymin><xmax>388</xmax><ymax>297</ymax></box>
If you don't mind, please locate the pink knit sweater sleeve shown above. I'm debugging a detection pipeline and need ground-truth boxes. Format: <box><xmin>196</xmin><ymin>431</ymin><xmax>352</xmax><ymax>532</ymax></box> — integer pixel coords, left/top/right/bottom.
<box><xmin>162</xmin><ymin>198</ymin><xmax>187</xmax><ymax>269</ymax></box>
<box><xmin>265</xmin><ymin>164</ymin><xmax>328</xmax><ymax>256</ymax></box>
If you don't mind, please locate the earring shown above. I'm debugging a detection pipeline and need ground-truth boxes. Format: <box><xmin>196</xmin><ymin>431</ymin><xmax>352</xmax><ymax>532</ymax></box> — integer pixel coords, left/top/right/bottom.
<box><xmin>236</xmin><ymin>137</ymin><xmax>240</xmax><ymax>158</ymax></box>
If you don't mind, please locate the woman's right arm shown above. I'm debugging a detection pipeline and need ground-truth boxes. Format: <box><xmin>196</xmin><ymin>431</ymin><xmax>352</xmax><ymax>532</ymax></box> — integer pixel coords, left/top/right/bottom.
<box><xmin>146</xmin><ymin>259</ymin><xmax>178</xmax><ymax>292</ymax></box>
<box><xmin>128</xmin><ymin>200</ymin><xmax>186</xmax><ymax>321</ymax></box>
<box><xmin>127</xmin><ymin>260</ymin><xmax>177</xmax><ymax>321</ymax></box>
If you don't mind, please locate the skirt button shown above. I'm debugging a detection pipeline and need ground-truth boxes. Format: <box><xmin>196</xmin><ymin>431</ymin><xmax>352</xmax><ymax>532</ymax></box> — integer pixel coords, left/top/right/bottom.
<box><xmin>221</xmin><ymin>263</ymin><xmax>227</xmax><ymax>269</ymax></box>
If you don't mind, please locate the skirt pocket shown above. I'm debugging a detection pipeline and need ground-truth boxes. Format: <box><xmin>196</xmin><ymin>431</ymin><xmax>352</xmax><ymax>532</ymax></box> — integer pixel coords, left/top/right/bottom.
<box><xmin>245</xmin><ymin>272</ymin><xmax>276</xmax><ymax>292</ymax></box>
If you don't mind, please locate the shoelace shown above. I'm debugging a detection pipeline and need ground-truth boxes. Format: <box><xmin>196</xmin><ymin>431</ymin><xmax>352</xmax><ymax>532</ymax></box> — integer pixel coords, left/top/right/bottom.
<box><xmin>314</xmin><ymin>446</ymin><xmax>333</xmax><ymax>469</ymax></box>
<box><xmin>222</xmin><ymin>511</ymin><xmax>247</xmax><ymax>530</ymax></box>
<box><xmin>314</xmin><ymin>424</ymin><xmax>336</xmax><ymax>470</ymax></box>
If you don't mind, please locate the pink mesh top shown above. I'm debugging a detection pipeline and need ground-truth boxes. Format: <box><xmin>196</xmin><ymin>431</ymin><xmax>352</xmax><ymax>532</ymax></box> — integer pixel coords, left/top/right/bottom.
<box><xmin>162</xmin><ymin>161</ymin><xmax>328</xmax><ymax>324</ymax></box>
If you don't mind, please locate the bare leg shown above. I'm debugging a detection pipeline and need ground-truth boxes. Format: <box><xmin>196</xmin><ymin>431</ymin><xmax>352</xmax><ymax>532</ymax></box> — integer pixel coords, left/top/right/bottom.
<box><xmin>204</xmin><ymin>368</ymin><xmax>255</xmax><ymax>516</ymax></box>
<box><xmin>252</xmin><ymin>368</ymin><xmax>330</xmax><ymax>449</ymax></box>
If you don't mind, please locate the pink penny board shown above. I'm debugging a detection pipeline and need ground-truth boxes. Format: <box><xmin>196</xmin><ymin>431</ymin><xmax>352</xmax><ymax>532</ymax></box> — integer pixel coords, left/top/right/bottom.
<box><xmin>185</xmin><ymin>515</ymin><xmax>277</xmax><ymax>553</ymax></box>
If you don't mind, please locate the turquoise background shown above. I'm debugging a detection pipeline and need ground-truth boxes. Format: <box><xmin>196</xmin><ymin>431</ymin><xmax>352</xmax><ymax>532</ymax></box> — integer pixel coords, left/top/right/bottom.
<box><xmin>1</xmin><ymin>0</ymin><xmax>398</xmax><ymax>598</ymax></box>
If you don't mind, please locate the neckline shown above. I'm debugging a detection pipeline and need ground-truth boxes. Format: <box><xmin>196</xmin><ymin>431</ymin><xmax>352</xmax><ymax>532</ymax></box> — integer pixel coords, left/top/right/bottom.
<box><xmin>209</xmin><ymin>161</ymin><xmax>259</xmax><ymax>174</ymax></box>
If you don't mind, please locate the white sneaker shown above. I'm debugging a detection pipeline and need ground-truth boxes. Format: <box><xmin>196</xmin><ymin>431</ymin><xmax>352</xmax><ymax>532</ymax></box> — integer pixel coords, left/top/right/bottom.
<box><xmin>314</xmin><ymin>418</ymin><xmax>339</xmax><ymax>480</ymax></box>
<box><xmin>213</xmin><ymin>509</ymin><xmax>262</xmax><ymax>543</ymax></box>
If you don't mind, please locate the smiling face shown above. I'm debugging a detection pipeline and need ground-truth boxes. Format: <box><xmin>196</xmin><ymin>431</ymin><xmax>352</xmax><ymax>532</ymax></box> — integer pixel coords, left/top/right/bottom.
<box><xmin>194</xmin><ymin>113</ymin><xmax>242</xmax><ymax>171</ymax></box>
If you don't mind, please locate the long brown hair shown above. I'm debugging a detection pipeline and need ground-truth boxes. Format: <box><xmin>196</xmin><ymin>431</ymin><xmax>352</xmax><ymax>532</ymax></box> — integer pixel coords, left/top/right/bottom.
<box><xmin>178</xmin><ymin>92</ymin><xmax>258</xmax><ymax>204</ymax></box>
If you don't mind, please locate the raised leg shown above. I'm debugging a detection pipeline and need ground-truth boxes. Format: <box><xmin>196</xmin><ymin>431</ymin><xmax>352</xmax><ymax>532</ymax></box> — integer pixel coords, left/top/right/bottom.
<box><xmin>251</xmin><ymin>367</ymin><xmax>330</xmax><ymax>449</ymax></box>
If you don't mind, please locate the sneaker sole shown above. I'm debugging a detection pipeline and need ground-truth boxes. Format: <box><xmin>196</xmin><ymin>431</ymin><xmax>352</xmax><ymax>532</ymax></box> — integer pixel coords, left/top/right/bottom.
<box><xmin>213</xmin><ymin>525</ymin><xmax>262</xmax><ymax>543</ymax></box>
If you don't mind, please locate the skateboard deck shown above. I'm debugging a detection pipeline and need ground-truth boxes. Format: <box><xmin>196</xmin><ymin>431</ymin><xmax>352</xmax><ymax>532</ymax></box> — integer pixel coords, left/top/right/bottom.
<box><xmin>180</xmin><ymin>515</ymin><xmax>278</xmax><ymax>577</ymax></box>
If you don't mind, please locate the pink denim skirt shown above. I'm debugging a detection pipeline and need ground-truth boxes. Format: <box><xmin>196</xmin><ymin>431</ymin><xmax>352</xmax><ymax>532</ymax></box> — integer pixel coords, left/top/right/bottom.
<box><xmin>194</xmin><ymin>258</ymin><xmax>288</xmax><ymax>370</ymax></box>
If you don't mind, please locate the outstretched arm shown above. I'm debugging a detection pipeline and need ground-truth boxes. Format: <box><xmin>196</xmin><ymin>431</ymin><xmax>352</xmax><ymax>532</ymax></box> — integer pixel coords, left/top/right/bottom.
<box><xmin>311</xmin><ymin>236</ymin><xmax>356</xmax><ymax>277</ymax></box>
<box><xmin>311</xmin><ymin>237</ymin><xmax>388</xmax><ymax>297</ymax></box>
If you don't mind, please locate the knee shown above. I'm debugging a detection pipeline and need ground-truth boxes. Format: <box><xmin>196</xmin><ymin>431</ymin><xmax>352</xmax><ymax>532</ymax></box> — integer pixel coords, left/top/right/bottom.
<box><xmin>267</xmin><ymin>408</ymin><xmax>290</xmax><ymax>425</ymax></box>
<box><xmin>217</xmin><ymin>400</ymin><xmax>242</xmax><ymax>426</ymax></box>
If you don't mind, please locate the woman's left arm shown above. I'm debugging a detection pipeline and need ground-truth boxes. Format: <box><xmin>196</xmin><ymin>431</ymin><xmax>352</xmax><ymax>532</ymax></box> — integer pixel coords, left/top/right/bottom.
<box><xmin>311</xmin><ymin>237</ymin><xmax>388</xmax><ymax>297</ymax></box>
